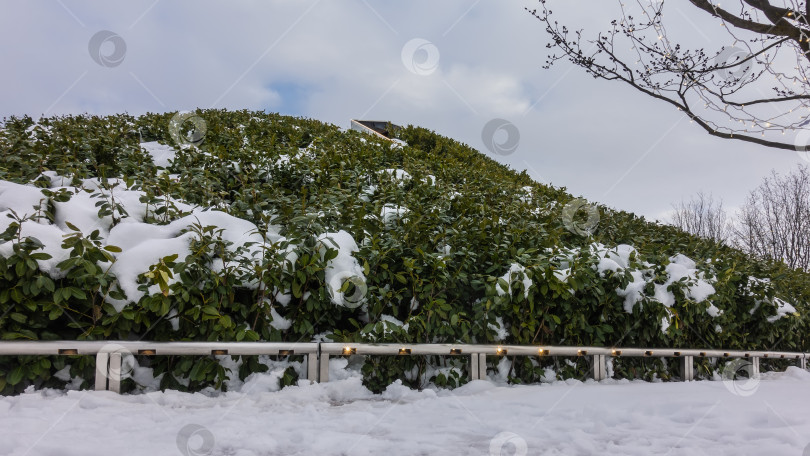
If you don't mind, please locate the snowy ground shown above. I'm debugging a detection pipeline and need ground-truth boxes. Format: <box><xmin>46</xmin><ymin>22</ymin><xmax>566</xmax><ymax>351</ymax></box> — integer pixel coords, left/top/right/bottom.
<box><xmin>2</xmin><ymin>367</ymin><xmax>810</xmax><ymax>456</ymax></box>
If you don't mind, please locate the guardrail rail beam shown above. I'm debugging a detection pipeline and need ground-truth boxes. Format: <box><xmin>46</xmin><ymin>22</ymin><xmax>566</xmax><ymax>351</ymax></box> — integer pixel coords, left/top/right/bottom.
<box><xmin>3</xmin><ymin>342</ymin><xmax>808</xmax><ymax>392</ymax></box>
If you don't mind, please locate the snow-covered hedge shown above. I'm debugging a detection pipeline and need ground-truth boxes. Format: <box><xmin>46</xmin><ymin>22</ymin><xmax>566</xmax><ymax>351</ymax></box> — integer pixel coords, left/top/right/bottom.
<box><xmin>0</xmin><ymin>110</ymin><xmax>807</xmax><ymax>394</ymax></box>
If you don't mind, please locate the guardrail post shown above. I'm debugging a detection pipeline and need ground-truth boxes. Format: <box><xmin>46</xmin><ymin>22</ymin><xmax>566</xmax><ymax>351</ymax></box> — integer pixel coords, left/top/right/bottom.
<box><xmin>108</xmin><ymin>352</ymin><xmax>122</xmax><ymax>393</ymax></box>
<box><xmin>307</xmin><ymin>352</ymin><xmax>319</xmax><ymax>383</ymax></box>
<box><xmin>751</xmin><ymin>357</ymin><xmax>760</xmax><ymax>379</ymax></box>
<box><xmin>94</xmin><ymin>352</ymin><xmax>109</xmax><ymax>391</ymax></box>
<box><xmin>470</xmin><ymin>354</ymin><xmax>479</xmax><ymax>380</ymax></box>
<box><xmin>591</xmin><ymin>354</ymin><xmax>607</xmax><ymax>381</ymax></box>
<box><xmin>478</xmin><ymin>353</ymin><xmax>487</xmax><ymax>380</ymax></box>
<box><xmin>678</xmin><ymin>355</ymin><xmax>694</xmax><ymax>381</ymax></box>
<box><xmin>319</xmin><ymin>352</ymin><xmax>330</xmax><ymax>383</ymax></box>
<box><xmin>801</xmin><ymin>357</ymin><xmax>807</xmax><ymax>370</ymax></box>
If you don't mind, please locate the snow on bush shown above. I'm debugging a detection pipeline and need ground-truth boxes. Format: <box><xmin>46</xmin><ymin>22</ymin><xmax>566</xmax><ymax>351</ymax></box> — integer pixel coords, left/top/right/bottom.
<box><xmin>0</xmin><ymin>174</ymin><xmax>364</xmax><ymax>313</ymax></box>
<box><xmin>592</xmin><ymin>244</ymin><xmax>720</xmax><ymax>326</ymax></box>
<box><xmin>496</xmin><ymin>263</ymin><xmax>532</xmax><ymax>298</ymax></box>
<box><xmin>318</xmin><ymin>230</ymin><xmax>366</xmax><ymax>307</ymax></box>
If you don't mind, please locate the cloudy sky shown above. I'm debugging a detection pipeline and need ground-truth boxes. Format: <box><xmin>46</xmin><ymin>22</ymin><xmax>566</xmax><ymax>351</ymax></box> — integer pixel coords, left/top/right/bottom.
<box><xmin>1</xmin><ymin>0</ymin><xmax>807</xmax><ymax>221</ymax></box>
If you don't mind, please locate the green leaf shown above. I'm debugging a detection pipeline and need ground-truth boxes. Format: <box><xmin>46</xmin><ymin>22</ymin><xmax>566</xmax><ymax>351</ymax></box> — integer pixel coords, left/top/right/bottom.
<box><xmin>202</xmin><ymin>306</ymin><xmax>220</xmax><ymax>316</ymax></box>
<box><xmin>8</xmin><ymin>366</ymin><xmax>25</xmax><ymax>386</ymax></box>
<box><xmin>292</xmin><ymin>281</ymin><xmax>303</xmax><ymax>299</ymax></box>
<box><xmin>70</xmin><ymin>288</ymin><xmax>87</xmax><ymax>300</ymax></box>
<box><xmin>83</xmin><ymin>261</ymin><xmax>96</xmax><ymax>275</ymax></box>
<box><xmin>189</xmin><ymin>360</ymin><xmax>204</xmax><ymax>381</ymax></box>
<box><xmin>48</xmin><ymin>308</ymin><xmax>63</xmax><ymax>320</ymax></box>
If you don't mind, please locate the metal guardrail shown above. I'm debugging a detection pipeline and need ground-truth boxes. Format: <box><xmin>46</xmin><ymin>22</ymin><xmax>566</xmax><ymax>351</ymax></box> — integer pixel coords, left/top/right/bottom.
<box><xmin>320</xmin><ymin>343</ymin><xmax>808</xmax><ymax>382</ymax></box>
<box><xmin>0</xmin><ymin>341</ymin><xmax>318</xmax><ymax>393</ymax></box>
<box><xmin>1</xmin><ymin>341</ymin><xmax>807</xmax><ymax>393</ymax></box>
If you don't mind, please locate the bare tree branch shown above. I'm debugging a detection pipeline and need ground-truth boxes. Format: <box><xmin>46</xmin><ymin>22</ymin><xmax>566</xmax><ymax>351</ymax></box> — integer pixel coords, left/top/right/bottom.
<box><xmin>531</xmin><ymin>0</ymin><xmax>810</xmax><ymax>150</ymax></box>
<box><xmin>734</xmin><ymin>166</ymin><xmax>810</xmax><ymax>270</ymax></box>
<box><xmin>669</xmin><ymin>192</ymin><xmax>732</xmax><ymax>244</ymax></box>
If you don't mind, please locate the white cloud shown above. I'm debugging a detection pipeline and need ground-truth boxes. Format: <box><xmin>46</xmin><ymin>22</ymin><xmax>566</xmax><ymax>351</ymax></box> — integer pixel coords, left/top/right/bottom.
<box><xmin>0</xmin><ymin>0</ymin><xmax>803</xmax><ymax>221</ymax></box>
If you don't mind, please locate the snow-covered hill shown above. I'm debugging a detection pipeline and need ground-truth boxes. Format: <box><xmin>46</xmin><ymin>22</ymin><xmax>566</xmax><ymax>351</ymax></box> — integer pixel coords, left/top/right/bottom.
<box><xmin>1</xmin><ymin>110</ymin><xmax>808</xmax><ymax>395</ymax></box>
